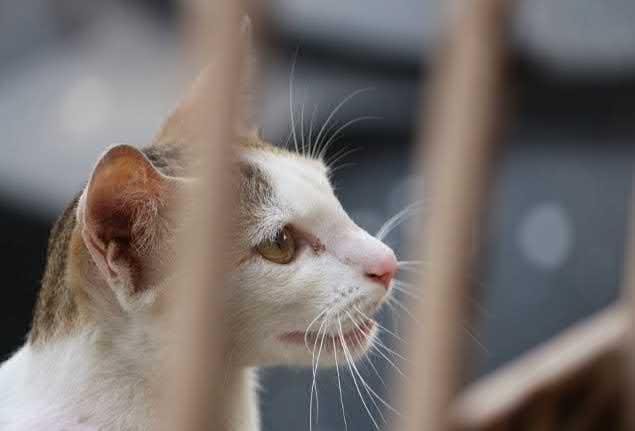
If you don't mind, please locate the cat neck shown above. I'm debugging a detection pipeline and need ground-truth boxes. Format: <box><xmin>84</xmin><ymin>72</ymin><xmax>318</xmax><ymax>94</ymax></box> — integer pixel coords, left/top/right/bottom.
<box><xmin>0</xmin><ymin>327</ymin><xmax>260</xmax><ymax>431</ymax></box>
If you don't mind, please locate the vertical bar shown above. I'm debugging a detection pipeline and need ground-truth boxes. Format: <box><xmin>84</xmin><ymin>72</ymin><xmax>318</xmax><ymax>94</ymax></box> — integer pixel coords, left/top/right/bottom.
<box><xmin>157</xmin><ymin>0</ymin><xmax>245</xmax><ymax>430</ymax></box>
<box><xmin>395</xmin><ymin>1</ymin><xmax>512</xmax><ymax>430</ymax></box>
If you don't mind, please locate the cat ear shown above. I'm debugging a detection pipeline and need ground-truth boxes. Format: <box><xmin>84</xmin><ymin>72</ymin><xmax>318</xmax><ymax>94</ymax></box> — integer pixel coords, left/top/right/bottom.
<box><xmin>153</xmin><ymin>15</ymin><xmax>259</xmax><ymax>147</ymax></box>
<box><xmin>78</xmin><ymin>144</ymin><xmax>174</xmax><ymax>296</ymax></box>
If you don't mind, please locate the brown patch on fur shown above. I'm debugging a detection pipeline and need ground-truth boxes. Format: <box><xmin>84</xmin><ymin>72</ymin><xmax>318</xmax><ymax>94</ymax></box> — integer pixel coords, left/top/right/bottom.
<box><xmin>29</xmin><ymin>145</ymin><xmax>187</xmax><ymax>344</ymax></box>
<box><xmin>29</xmin><ymin>196</ymin><xmax>82</xmax><ymax>344</ymax></box>
<box><xmin>28</xmin><ymin>92</ymin><xmax>290</xmax><ymax>344</ymax></box>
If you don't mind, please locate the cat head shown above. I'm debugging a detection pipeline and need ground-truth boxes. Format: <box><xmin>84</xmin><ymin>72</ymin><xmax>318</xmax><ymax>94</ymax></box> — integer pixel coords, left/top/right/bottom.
<box><xmin>75</xmin><ymin>138</ymin><xmax>397</xmax><ymax>368</ymax></box>
<box><xmin>72</xmin><ymin>24</ymin><xmax>397</xmax><ymax>368</ymax></box>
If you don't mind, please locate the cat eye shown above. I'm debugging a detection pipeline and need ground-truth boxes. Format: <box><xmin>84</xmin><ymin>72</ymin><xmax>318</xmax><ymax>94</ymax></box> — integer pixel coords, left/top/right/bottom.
<box><xmin>256</xmin><ymin>227</ymin><xmax>296</xmax><ymax>264</ymax></box>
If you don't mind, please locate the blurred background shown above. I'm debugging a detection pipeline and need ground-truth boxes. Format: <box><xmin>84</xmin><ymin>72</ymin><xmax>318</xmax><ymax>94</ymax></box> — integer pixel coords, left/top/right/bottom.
<box><xmin>1</xmin><ymin>1</ymin><xmax>634</xmax><ymax>430</ymax></box>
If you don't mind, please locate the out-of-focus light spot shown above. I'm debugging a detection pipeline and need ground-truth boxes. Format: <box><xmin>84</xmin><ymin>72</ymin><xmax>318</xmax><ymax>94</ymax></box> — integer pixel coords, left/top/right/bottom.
<box><xmin>59</xmin><ymin>76</ymin><xmax>114</xmax><ymax>138</ymax></box>
<box><xmin>517</xmin><ymin>202</ymin><xmax>573</xmax><ymax>271</ymax></box>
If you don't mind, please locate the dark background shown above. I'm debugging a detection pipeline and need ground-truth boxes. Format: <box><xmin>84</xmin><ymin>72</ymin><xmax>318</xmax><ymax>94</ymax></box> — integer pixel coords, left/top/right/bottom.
<box><xmin>1</xmin><ymin>1</ymin><xmax>634</xmax><ymax>430</ymax></box>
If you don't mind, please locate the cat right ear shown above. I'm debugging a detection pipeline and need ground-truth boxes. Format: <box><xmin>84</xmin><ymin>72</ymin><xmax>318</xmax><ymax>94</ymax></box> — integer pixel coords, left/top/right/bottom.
<box><xmin>153</xmin><ymin>15</ymin><xmax>260</xmax><ymax>146</ymax></box>
<box><xmin>77</xmin><ymin>145</ymin><xmax>175</xmax><ymax>296</ymax></box>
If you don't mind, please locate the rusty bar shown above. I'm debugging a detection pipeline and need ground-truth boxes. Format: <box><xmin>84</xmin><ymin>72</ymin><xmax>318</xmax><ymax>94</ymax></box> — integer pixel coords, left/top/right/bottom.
<box><xmin>157</xmin><ymin>0</ymin><xmax>246</xmax><ymax>430</ymax></box>
<box><xmin>395</xmin><ymin>1</ymin><xmax>512</xmax><ymax>430</ymax></box>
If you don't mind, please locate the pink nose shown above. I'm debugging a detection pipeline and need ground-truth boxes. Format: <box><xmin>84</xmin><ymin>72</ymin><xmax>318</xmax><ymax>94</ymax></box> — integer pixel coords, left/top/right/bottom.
<box><xmin>366</xmin><ymin>250</ymin><xmax>398</xmax><ymax>289</ymax></box>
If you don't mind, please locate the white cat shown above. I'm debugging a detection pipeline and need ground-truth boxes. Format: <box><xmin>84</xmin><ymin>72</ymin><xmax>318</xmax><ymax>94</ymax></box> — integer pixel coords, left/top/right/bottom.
<box><xmin>0</xmin><ymin>31</ymin><xmax>398</xmax><ymax>431</ymax></box>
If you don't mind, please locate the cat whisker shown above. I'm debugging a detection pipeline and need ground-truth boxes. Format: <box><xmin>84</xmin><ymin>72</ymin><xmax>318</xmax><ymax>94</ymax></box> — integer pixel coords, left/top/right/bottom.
<box><xmin>289</xmin><ymin>49</ymin><xmax>300</xmax><ymax>155</ymax></box>
<box><xmin>397</xmin><ymin>260</ymin><xmax>427</xmax><ymax>270</ymax></box>
<box><xmin>342</xmin><ymin>315</ymin><xmax>399</xmax><ymax>408</ymax></box>
<box><xmin>385</xmin><ymin>300</ymin><xmax>399</xmax><ymax>320</ymax></box>
<box><xmin>364</xmin><ymin>351</ymin><xmax>388</xmax><ymax>390</ymax></box>
<box><xmin>350</xmin><ymin>325</ymin><xmax>389</xmax><ymax>390</ymax></box>
<box><xmin>327</xmin><ymin>162</ymin><xmax>356</xmax><ymax>177</ymax></box>
<box><xmin>375</xmin><ymin>202</ymin><xmax>424</xmax><ymax>242</ymax></box>
<box><xmin>346</xmin><ymin>312</ymin><xmax>399</xmax><ymax>423</ymax></box>
<box><xmin>332</xmin><ymin>337</ymin><xmax>349</xmax><ymax>431</ymax></box>
<box><xmin>308</xmin><ymin>331</ymin><xmax>319</xmax><ymax>431</ymax></box>
<box><xmin>353</xmin><ymin>305</ymin><xmax>406</xmax><ymax>344</ymax></box>
<box><xmin>342</xmin><ymin>314</ymin><xmax>381</xmax><ymax>385</ymax></box>
<box><xmin>369</xmin><ymin>341</ymin><xmax>406</xmax><ymax>379</ymax></box>
<box><xmin>387</xmin><ymin>296</ymin><xmax>422</xmax><ymax>326</ymax></box>
<box><xmin>392</xmin><ymin>282</ymin><xmax>424</xmax><ymax>302</ymax></box>
<box><xmin>387</xmin><ymin>296</ymin><xmax>490</xmax><ymax>355</ymax></box>
<box><xmin>325</xmin><ymin>146</ymin><xmax>362</xmax><ymax>173</ymax></box>
<box><xmin>393</xmin><ymin>275</ymin><xmax>493</xmax><ymax>319</ymax></box>
<box><xmin>300</xmin><ymin>100</ymin><xmax>307</xmax><ymax>156</ymax></box>
<box><xmin>313</xmin><ymin>88</ymin><xmax>373</xmax><ymax>160</ymax></box>
<box><xmin>372</xmin><ymin>337</ymin><xmax>409</xmax><ymax>363</ymax></box>
<box><xmin>338</xmin><ymin>320</ymin><xmax>382</xmax><ymax>430</ymax></box>
<box><xmin>304</xmin><ymin>308</ymin><xmax>329</xmax><ymax>353</ymax></box>
<box><xmin>309</xmin><ymin>317</ymin><xmax>329</xmax><ymax>430</ymax></box>
<box><xmin>282</xmin><ymin>128</ymin><xmax>293</xmax><ymax>149</ymax></box>
<box><xmin>349</xmin><ymin>310</ymin><xmax>409</xmax><ymax>368</ymax></box>
<box><xmin>307</xmin><ymin>104</ymin><xmax>319</xmax><ymax>159</ymax></box>
<box><xmin>317</xmin><ymin>116</ymin><xmax>381</xmax><ymax>161</ymax></box>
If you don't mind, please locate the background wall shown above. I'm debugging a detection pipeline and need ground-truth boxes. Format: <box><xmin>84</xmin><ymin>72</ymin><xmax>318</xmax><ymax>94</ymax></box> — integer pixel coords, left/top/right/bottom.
<box><xmin>0</xmin><ymin>1</ymin><xmax>634</xmax><ymax>430</ymax></box>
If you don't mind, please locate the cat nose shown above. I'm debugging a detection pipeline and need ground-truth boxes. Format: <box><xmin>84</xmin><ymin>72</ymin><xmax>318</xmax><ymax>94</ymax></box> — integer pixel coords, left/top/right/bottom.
<box><xmin>365</xmin><ymin>249</ymin><xmax>398</xmax><ymax>289</ymax></box>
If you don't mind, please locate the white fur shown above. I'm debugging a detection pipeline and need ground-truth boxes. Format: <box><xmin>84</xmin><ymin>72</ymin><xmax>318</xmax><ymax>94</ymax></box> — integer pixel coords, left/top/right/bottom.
<box><xmin>0</xmin><ymin>147</ymin><xmax>396</xmax><ymax>430</ymax></box>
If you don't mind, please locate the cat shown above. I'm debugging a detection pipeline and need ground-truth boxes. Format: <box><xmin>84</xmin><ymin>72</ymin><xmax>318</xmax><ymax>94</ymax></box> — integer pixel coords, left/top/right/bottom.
<box><xmin>0</xmin><ymin>25</ymin><xmax>398</xmax><ymax>431</ymax></box>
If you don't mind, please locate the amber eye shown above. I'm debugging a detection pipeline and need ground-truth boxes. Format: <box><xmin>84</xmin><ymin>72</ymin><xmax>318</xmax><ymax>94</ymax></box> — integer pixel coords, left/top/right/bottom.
<box><xmin>256</xmin><ymin>227</ymin><xmax>296</xmax><ymax>264</ymax></box>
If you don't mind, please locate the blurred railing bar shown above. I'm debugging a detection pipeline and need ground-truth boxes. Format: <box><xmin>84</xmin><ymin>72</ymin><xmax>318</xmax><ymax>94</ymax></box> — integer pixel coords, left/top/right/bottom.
<box><xmin>157</xmin><ymin>0</ymin><xmax>246</xmax><ymax>430</ymax></box>
<box><xmin>395</xmin><ymin>1</ymin><xmax>512</xmax><ymax>430</ymax></box>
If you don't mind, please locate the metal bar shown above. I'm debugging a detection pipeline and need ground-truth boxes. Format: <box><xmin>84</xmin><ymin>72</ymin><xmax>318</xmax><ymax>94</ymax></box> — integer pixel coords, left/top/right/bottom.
<box><xmin>157</xmin><ymin>1</ymin><xmax>246</xmax><ymax>430</ymax></box>
<box><xmin>395</xmin><ymin>1</ymin><xmax>512</xmax><ymax>430</ymax></box>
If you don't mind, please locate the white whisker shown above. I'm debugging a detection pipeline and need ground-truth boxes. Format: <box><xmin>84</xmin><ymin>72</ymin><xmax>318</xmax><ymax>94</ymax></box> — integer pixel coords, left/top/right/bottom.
<box><xmin>388</xmin><ymin>296</ymin><xmax>490</xmax><ymax>354</ymax></box>
<box><xmin>313</xmin><ymin>88</ymin><xmax>373</xmax><ymax>157</ymax></box>
<box><xmin>338</xmin><ymin>320</ymin><xmax>381</xmax><ymax>430</ymax></box>
<box><xmin>394</xmin><ymin>275</ymin><xmax>492</xmax><ymax>319</ymax></box>
<box><xmin>353</xmin><ymin>306</ymin><xmax>406</xmax><ymax>344</ymax></box>
<box><xmin>309</xmin><ymin>317</ymin><xmax>329</xmax><ymax>429</ymax></box>
<box><xmin>308</xmin><ymin>317</ymin><xmax>327</xmax><ymax>431</ymax></box>
<box><xmin>317</xmin><ymin>116</ymin><xmax>381</xmax><ymax>161</ymax></box>
<box><xmin>367</xmin><ymin>341</ymin><xmax>406</xmax><ymax>379</ymax></box>
<box><xmin>289</xmin><ymin>50</ymin><xmax>300</xmax><ymax>155</ymax></box>
<box><xmin>332</xmin><ymin>337</ymin><xmax>349</xmax><ymax>431</ymax></box>
<box><xmin>326</xmin><ymin>146</ymin><xmax>362</xmax><ymax>172</ymax></box>
<box><xmin>372</xmin><ymin>337</ymin><xmax>409</xmax><ymax>363</ymax></box>
<box><xmin>300</xmin><ymin>100</ymin><xmax>307</xmax><ymax>156</ymax></box>
<box><xmin>387</xmin><ymin>297</ymin><xmax>422</xmax><ymax>325</ymax></box>
<box><xmin>304</xmin><ymin>309</ymin><xmax>329</xmax><ymax>353</ymax></box>
<box><xmin>313</xmin><ymin>322</ymin><xmax>329</xmax><ymax>419</ymax></box>
<box><xmin>375</xmin><ymin>202</ymin><xmax>424</xmax><ymax>241</ymax></box>
<box><xmin>344</xmin><ymin>313</ymin><xmax>403</xmax><ymax>421</ymax></box>
<box><xmin>392</xmin><ymin>283</ymin><xmax>423</xmax><ymax>301</ymax></box>
<box><xmin>397</xmin><ymin>260</ymin><xmax>427</xmax><ymax>270</ymax></box>
<box><xmin>308</xmin><ymin>104</ymin><xmax>319</xmax><ymax>159</ymax></box>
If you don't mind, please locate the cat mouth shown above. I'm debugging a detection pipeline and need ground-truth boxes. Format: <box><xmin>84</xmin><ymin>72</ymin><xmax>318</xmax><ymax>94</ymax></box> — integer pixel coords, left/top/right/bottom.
<box><xmin>279</xmin><ymin>319</ymin><xmax>376</xmax><ymax>353</ymax></box>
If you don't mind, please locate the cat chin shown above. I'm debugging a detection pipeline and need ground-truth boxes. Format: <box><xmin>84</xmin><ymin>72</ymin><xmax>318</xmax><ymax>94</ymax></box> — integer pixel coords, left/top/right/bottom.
<box><xmin>271</xmin><ymin>321</ymin><xmax>379</xmax><ymax>367</ymax></box>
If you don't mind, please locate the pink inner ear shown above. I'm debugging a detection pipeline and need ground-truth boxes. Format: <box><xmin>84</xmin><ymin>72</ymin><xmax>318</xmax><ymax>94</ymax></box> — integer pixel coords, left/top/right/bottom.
<box><xmin>81</xmin><ymin>145</ymin><xmax>172</xmax><ymax>292</ymax></box>
<box><xmin>84</xmin><ymin>145</ymin><xmax>167</xmax><ymax>248</ymax></box>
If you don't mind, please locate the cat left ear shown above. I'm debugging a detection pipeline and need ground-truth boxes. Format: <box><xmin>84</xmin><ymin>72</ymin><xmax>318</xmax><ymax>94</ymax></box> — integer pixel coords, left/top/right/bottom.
<box><xmin>78</xmin><ymin>144</ymin><xmax>174</xmax><ymax>295</ymax></box>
